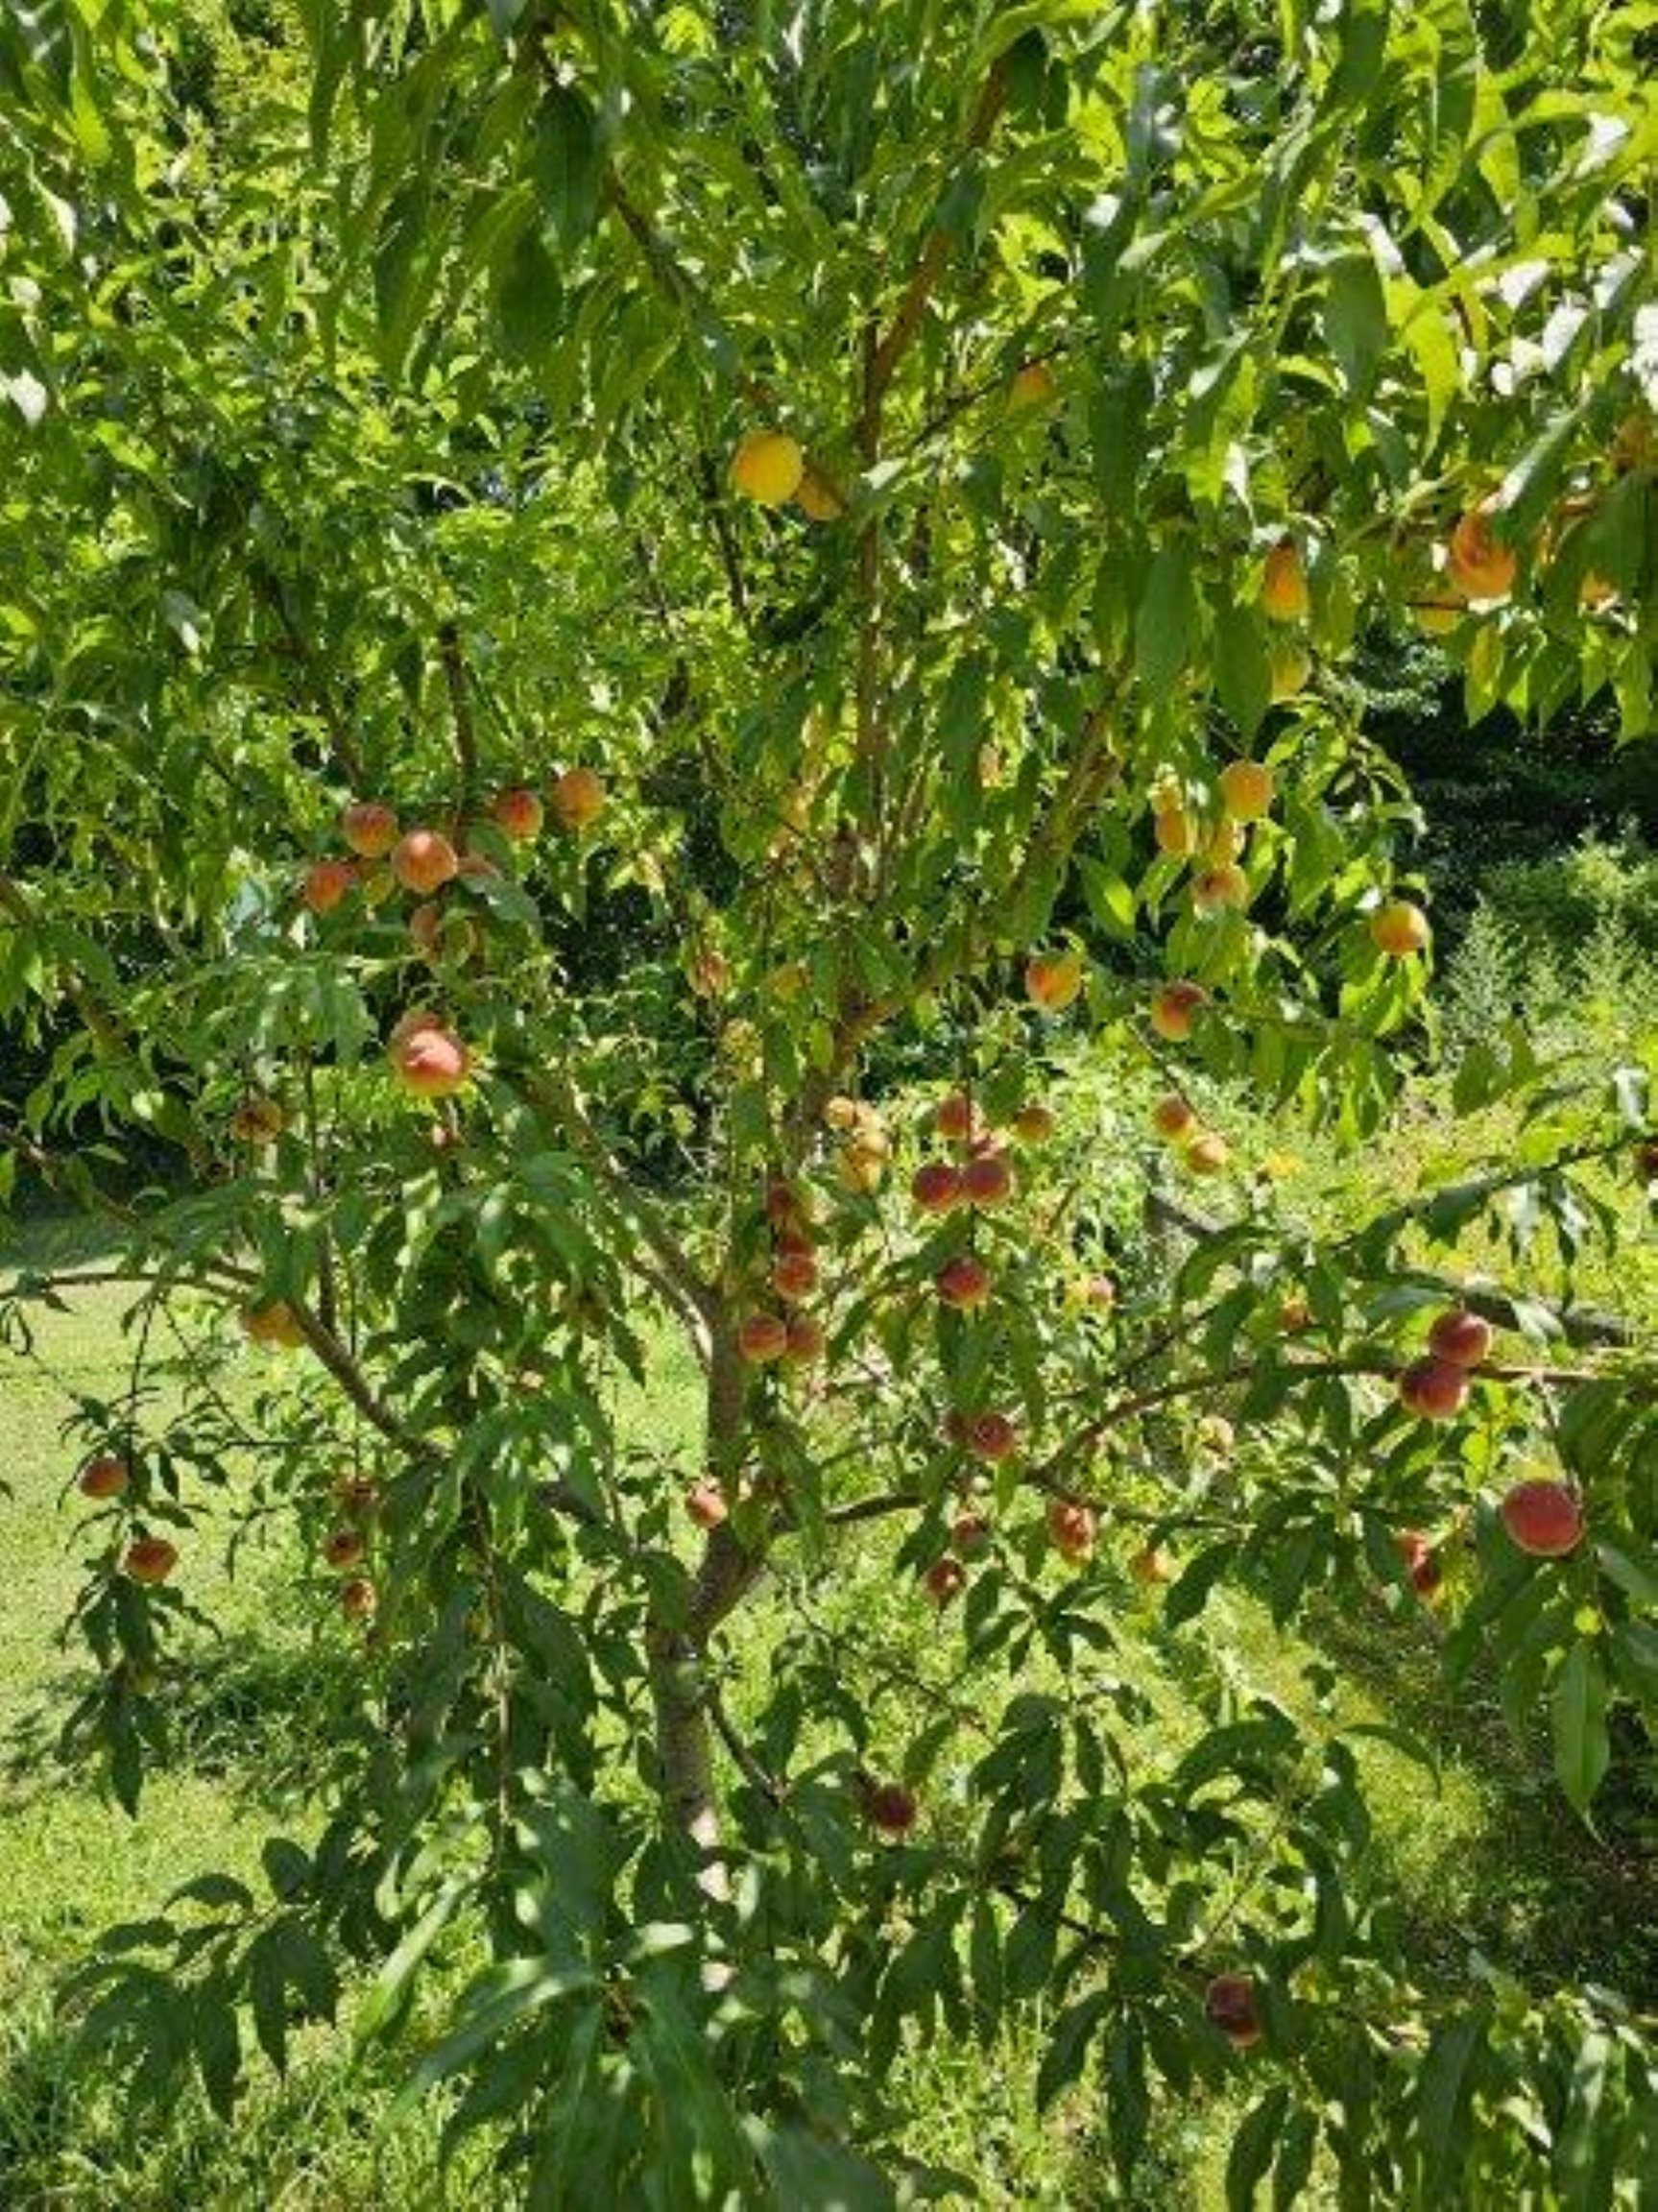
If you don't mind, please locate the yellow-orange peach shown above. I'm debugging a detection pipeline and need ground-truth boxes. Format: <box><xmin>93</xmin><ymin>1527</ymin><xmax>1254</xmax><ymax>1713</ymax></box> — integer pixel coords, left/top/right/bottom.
<box><xmin>1009</xmin><ymin>361</ymin><xmax>1058</xmax><ymax>410</ymax></box>
<box><xmin>730</xmin><ymin>429</ymin><xmax>805</xmax><ymax>505</ymax></box>
<box><xmin>1024</xmin><ymin>948</ymin><xmax>1085</xmax><ymax>1012</ymax></box>
<box><xmin>1191</xmin><ymin>863</ymin><xmax>1248</xmax><ymax>916</ymax></box>
<box><xmin>1261</xmin><ymin>540</ymin><xmax>1310</xmax><ymax>622</ymax></box>
<box><xmin>551</xmin><ymin>766</ymin><xmax>606</xmax><ymax>830</ymax></box>
<box><xmin>242</xmin><ymin>1301</ymin><xmax>306</xmax><ymax>1350</ymax></box>
<box><xmin>1218</xmin><ymin>759</ymin><xmax>1274</xmax><ymax>822</ymax></box>
<box><xmin>1370</xmin><ymin>900</ymin><xmax>1430</xmax><ymax>957</ymax></box>
<box><xmin>341</xmin><ymin>802</ymin><xmax>399</xmax><ymax>858</ymax></box>
<box><xmin>391</xmin><ymin>830</ymin><xmax>459</xmax><ymax>896</ymax></box>
<box><xmin>1184</xmin><ymin>1130</ymin><xmax>1231</xmax><ymax>1176</ymax></box>
<box><xmin>1152</xmin><ymin>1094</ymin><xmax>1198</xmax><ymax>1142</ymax></box>
<box><xmin>1447</xmin><ymin>506</ymin><xmax>1517</xmax><ymax>602</ymax></box>
<box><xmin>1149</xmin><ymin>981</ymin><xmax>1208</xmax><ymax>1042</ymax></box>
<box><xmin>795</xmin><ymin>464</ymin><xmax>845</xmax><ymax>521</ymax></box>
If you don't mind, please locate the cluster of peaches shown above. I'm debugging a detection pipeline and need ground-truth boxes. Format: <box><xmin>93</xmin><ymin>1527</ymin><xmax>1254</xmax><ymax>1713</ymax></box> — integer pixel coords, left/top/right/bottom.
<box><xmin>1391</xmin><ymin>1304</ymin><xmax>1587</xmax><ymax>1575</ymax></box>
<box><xmin>74</xmin><ymin>1451</ymin><xmax>179</xmax><ymax>1589</ymax></box>
<box><xmin>298</xmin><ymin>777</ymin><xmax>607</xmax><ymax>1104</ymax></box>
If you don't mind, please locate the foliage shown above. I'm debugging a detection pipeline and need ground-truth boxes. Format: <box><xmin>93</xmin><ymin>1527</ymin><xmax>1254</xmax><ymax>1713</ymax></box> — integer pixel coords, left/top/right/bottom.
<box><xmin>1</xmin><ymin>0</ymin><xmax>1656</xmax><ymax>2202</ymax></box>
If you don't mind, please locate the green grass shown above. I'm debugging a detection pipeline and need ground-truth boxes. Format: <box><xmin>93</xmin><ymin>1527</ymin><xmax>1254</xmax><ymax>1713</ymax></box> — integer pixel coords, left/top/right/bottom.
<box><xmin>2</xmin><ymin>1118</ymin><xmax>1653</xmax><ymax>2209</ymax></box>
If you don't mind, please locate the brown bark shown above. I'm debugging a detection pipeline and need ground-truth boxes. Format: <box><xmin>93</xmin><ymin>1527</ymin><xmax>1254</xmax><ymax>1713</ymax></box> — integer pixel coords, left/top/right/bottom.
<box><xmin>647</xmin><ymin>1316</ymin><xmax>764</xmax><ymax>1908</ymax></box>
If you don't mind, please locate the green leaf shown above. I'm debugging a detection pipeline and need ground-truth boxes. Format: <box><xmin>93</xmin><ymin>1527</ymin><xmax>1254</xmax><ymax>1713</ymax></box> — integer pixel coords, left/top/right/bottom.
<box><xmin>1550</xmin><ymin>1641</ymin><xmax>1610</xmax><ymax>1816</ymax></box>
<box><xmin>1227</xmin><ymin>2085</ymin><xmax>1289</xmax><ymax>2210</ymax></box>
<box><xmin>1324</xmin><ymin>252</ymin><xmax>1387</xmax><ymax>399</ymax></box>
<box><xmin>1135</xmin><ymin>543</ymin><xmax>1195</xmax><ymax>694</ymax></box>
<box><xmin>1416</xmin><ymin>2008</ymin><xmax>1486</xmax><ymax>2182</ymax></box>
<box><xmin>530</xmin><ymin>85</ymin><xmax>602</xmax><ymax>252</ymax></box>
<box><xmin>494</xmin><ymin>223</ymin><xmax>564</xmax><ymax>361</ymax></box>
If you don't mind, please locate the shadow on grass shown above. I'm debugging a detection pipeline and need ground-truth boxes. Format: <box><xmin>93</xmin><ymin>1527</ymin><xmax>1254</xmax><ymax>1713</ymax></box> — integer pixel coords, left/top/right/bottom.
<box><xmin>3</xmin><ymin>1634</ymin><xmax>364</xmax><ymax>1819</ymax></box>
<box><xmin>0</xmin><ymin>1978</ymin><xmax>493</xmax><ymax>2212</ymax></box>
<box><xmin>1299</xmin><ymin>1591</ymin><xmax>1658</xmax><ymax>1992</ymax></box>
<box><xmin>1145</xmin><ymin>1576</ymin><xmax>1656</xmax><ymax>2000</ymax></box>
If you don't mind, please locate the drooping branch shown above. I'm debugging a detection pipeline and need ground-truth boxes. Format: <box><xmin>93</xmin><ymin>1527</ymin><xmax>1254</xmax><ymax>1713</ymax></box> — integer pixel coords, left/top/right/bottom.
<box><xmin>1143</xmin><ymin>1189</ymin><xmax>1640</xmax><ymax>1350</ymax></box>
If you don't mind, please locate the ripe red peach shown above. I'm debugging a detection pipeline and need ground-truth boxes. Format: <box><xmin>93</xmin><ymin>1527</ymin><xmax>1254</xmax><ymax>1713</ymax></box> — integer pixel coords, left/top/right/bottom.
<box><xmin>737</xmin><ymin>1312</ymin><xmax>790</xmax><ymax>1363</ymax></box>
<box><xmin>492</xmin><ymin>787</ymin><xmax>543</xmax><ymax>841</ymax></box>
<box><xmin>771</xmin><ymin>1249</ymin><xmax>819</xmax><ymax>1302</ymax></box>
<box><xmin>782</xmin><ymin>1312</ymin><xmax>826</xmax><ymax>1364</ymax></box>
<box><xmin>935</xmin><ymin>1093</ymin><xmax>981</xmax><ymax>1143</ymax></box>
<box><xmin>1395</xmin><ymin>1529</ymin><xmax>1443</xmax><ymax>1599</ymax></box>
<box><xmin>961</xmin><ymin>1152</ymin><xmax>1014</xmax><ymax>1209</ymax></box>
<box><xmin>1397</xmin><ymin>1356</ymin><xmax>1469</xmax><ymax>1421</ymax></box>
<box><xmin>951</xmin><ymin>1511</ymin><xmax>993</xmax><ymax>1560</ymax></box>
<box><xmin>302</xmin><ymin>858</ymin><xmax>356</xmax><ymax>916</ymax></box>
<box><xmin>391</xmin><ymin>1022</ymin><xmax>471</xmax><ymax>1099</ymax></box>
<box><xmin>865</xmin><ymin>1781</ymin><xmax>919</xmax><ymax>1836</ymax></box>
<box><xmin>1499</xmin><ymin>1479</ymin><xmax>1584</xmax><ymax>1558</ymax></box>
<box><xmin>1428</xmin><ymin>1309</ymin><xmax>1493</xmax><ymax>1369</ymax></box>
<box><xmin>323</xmin><ymin>1527</ymin><xmax>366</xmax><ymax>1573</ymax></box>
<box><xmin>1204</xmin><ymin>1972</ymin><xmax>1262</xmax><ymax>2049</ymax></box>
<box><xmin>78</xmin><ymin>1454</ymin><xmax>131</xmax><ymax>1501</ymax></box>
<box><xmin>685</xmin><ymin>1480</ymin><xmax>729</xmax><ymax>1531</ymax></box>
<box><xmin>935</xmin><ymin>1256</ymin><xmax>992</xmax><ymax>1311</ymax></box>
<box><xmin>124</xmin><ymin>1536</ymin><xmax>178</xmax><ymax>1585</ymax></box>
<box><xmin>924</xmin><ymin>1556</ymin><xmax>968</xmax><ymax>1607</ymax></box>
<box><xmin>1046</xmin><ymin>1498</ymin><xmax>1096</xmax><ymax>1563</ymax></box>
<box><xmin>912</xmin><ymin>1161</ymin><xmax>966</xmax><ymax>1214</ymax></box>
<box><xmin>339</xmin><ymin>1576</ymin><xmax>377</xmax><ymax>1622</ymax></box>
<box><xmin>968</xmin><ymin>1411</ymin><xmax>1018</xmax><ymax>1462</ymax></box>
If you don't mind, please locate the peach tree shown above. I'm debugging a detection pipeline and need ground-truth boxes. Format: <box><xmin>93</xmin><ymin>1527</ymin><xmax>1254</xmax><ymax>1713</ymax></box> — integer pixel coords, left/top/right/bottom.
<box><xmin>2</xmin><ymin>0</ymin><xmax>1656</xmax><ymax>2199</ymax></box>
